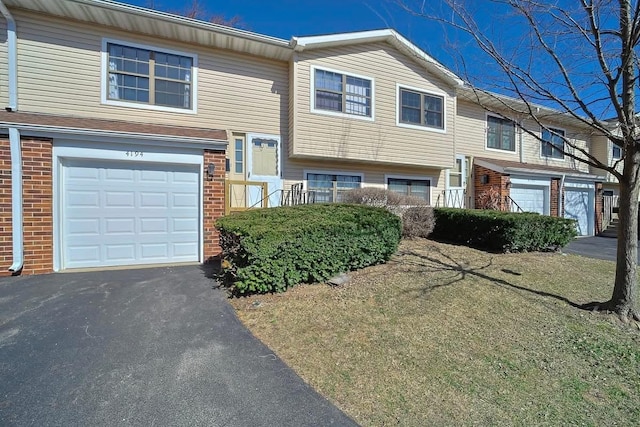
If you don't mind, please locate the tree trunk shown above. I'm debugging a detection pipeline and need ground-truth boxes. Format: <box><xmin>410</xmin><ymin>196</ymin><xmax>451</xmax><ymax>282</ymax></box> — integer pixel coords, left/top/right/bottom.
<box><xmin>610</xmin><ymin>152</ymin><xmax>640</xmax><ymax>321</ymax></box>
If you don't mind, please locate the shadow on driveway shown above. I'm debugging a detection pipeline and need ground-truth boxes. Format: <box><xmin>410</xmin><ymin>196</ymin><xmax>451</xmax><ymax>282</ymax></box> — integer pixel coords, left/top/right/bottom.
<box><xmin>0</xmin><ymin>266</ymin><xmax>356</xmax><ymax>426</ymax></box>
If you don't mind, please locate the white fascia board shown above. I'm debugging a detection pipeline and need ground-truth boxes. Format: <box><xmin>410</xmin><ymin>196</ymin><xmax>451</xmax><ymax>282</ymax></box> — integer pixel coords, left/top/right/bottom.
<box><xmin>0</xmin><ymin>122</ymin><xmax>228</xmax><ymax>150</ymax></box>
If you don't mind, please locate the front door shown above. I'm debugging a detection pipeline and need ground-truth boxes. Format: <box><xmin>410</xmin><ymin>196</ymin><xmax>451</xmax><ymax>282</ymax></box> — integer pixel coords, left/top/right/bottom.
<box><xmin>246</xmin><ymin>133</ymin><xmax>282</xmax><ymax>208</ymax></box>
<box><xmin>227</xmin><ymin>133</ymin><xmax>247</xmax><ymax>209</ymax></box>
<box><xmin>446</xmin><ymin>154</ymin><xmax>467</xmax><ymax>208</ymax></box>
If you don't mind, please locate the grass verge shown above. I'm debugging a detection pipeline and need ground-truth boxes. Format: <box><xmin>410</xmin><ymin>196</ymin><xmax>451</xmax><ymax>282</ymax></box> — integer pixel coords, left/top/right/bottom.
<box><xmin>230</xmin><ymin>240</ymin><xmax>640</xmax><ymax>426</ymax></box>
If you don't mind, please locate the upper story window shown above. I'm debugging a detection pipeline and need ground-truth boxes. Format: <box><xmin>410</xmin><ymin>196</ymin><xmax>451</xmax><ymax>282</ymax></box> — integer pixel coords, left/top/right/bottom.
<box><xmin>312</xmin><ymin>67</ymin><xmax>373</xmax><ymax>119</ymax></box>
<box><xmin>541</xmin><ymin>127</ymin><xmax>565</xmax><ymax>159</ymax></box>
<box><xmin>398</xmin><ymin>88</ymin><xmax>444</xmax><ymax>130</ymax></box>
<box><xmin>612</xmin><ymin>144</ymin><xmax>622</xmax><ymax>160</ymax></box>
<box><xmin>486</xmin><ymin>115</ymin><xmax>516</xmax><ymax>152</ymax></box>
<box><xmin>103</xmin><ymin>40</ymin><xmax>197</xmax><ymax>113</ymax></box>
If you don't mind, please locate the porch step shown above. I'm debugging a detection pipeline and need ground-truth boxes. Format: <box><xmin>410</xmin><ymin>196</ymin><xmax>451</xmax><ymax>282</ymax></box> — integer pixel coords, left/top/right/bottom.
<box><xmin>600</xmin><ymin>218</ymin><xmax>618</xmax><ymax>238</ymax></box>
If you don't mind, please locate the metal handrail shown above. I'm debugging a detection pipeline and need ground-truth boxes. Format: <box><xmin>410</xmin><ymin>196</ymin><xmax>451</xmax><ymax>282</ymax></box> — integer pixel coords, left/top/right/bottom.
<box><xmin>505</xmin><ymin>195</ymin><xmax>524</xmax><ymax>213</ymax></box>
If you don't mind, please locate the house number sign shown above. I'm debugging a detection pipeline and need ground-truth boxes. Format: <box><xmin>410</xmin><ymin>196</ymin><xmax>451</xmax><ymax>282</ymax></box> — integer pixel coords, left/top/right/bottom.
<box><xmin>125</xmin><ymin>151</ymin><xmax>144</xmax><ymax>157</ymax></box>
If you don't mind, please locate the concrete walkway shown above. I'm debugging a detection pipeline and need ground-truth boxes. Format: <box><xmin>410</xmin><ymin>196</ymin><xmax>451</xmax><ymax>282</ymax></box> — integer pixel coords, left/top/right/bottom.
<box><xmin>0</xmin><ymin>266</ymin><xmax>357</xmax><ymax>426</ymax></box>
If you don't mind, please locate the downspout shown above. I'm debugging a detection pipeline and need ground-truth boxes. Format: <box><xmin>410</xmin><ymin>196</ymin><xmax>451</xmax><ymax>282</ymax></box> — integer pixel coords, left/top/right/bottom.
<box><xmin>0</xmin><ymin>0</ymin><xmax>18</xmax><ymax>111</ymax></box>
<box><xmin>558</xmin><ymin>174</ymin><xmax>566</xmax><ymax>217</ymax></box>
<box><xmin>0</xmin><ymin>2</ymin><xmax>22</xmax><ymax>272</ymax></box>
<box><xmin>518</xmin><ymin>119</ymin><xmax>524</xmax><ymax>163</ymax></box>
<box><xmin>8</xmin><ymin>127</ymin><xmax>22</xmax><ymax>273</ymax></box>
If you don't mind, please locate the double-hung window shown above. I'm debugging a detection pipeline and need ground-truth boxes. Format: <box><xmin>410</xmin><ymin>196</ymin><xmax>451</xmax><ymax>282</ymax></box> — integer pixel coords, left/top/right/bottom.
<box><xmin>541</xmin><ymin>127</ymin><xmax>565</xmax><ymax>159</ymax></box>
<box><xmin>106</xmin><ymin>41</ymin><xmax>195</xmax><ymax>111</ymax></box>
<box><xmin>306</xmin><ymin>173</ymin><xmax>362</xmax><ymax>203</ymax></box>
<box><xmin>399</xmin><ymin>88</ymin><xmax>444</xmax><ymax>130</ymax></box>
<box><xmin>486</xmin><ymin>115</ymin><xmax>516</xmax><ymax>152</ymax></box>
<box><xmin>313</xmin><ymin>68</ymin><xmax>372</xmax><ymax>118</ymax></box>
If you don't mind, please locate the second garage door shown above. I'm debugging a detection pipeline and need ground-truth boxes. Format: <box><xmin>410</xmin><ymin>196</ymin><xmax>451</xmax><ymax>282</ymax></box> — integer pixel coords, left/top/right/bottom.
<box><xmin>564</xmin><ymin>186</ymin><xmax>594</xmax><ymax>236</ymax></box>
<box><xmin>61</xmin><ymin>159</ymin><xmax>200</xmax><ymax>269</ymax></box>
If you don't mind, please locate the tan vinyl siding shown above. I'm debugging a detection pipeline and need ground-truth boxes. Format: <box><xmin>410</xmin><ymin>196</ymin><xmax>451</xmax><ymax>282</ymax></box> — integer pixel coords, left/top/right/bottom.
<box><xmin>293</xmin><ymin>42</ymin><xmax>456</xmax><ymax>169</ymax></box>
<box><xmin>14</xmin><ymin>10</ymin><xmax>287</xmax><ymax>138</ymax></box>
<box><xmin>283</xmin><ymin>158</ymin><xmax>446</xmax><ymax>205</ymax></box>
<box><xmin>457</xmin><ymin>99</ymin><xmax>591</xmax><ymax>173</ymax></box>
<box><xmin>590</xmin><ymin>134</ymin><xmax>620</xmax><ymax>183</ymax></box>
<box><xmin>0</xmin><ymin>18</ymin><xmax>7</xmax><ymax>107</ymax></box>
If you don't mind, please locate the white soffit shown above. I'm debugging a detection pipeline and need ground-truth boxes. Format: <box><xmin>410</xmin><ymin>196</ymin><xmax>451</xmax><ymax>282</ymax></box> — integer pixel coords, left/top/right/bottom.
<box><xmin>6</xmin><ymin>0</ymin><xmax>292</xmax><ymax>61</ymax></box>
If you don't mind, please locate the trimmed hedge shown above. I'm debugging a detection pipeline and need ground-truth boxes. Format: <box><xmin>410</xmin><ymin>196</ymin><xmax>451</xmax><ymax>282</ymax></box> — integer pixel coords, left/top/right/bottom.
<box><xmin>431</xmin><ymin>208</ymin><xmax>578</xmax><ymax>252</ymax></box>
<box><xmin>215</xmin><ymin>204</ymin><xmax>402</xmax><ymax>294</ymax></box>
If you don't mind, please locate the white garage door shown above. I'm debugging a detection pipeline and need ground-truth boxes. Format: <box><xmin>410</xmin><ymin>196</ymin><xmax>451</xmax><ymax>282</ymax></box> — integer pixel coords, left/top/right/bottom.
<box><xmin>510</xmin><ymin>185</ymin><xmax>547</xmax><ymax>214</ymax></box>
<box><xmin>62</xmin><ymin>159</ymin><xmax>200</xmax><ymax>269</ymax></box>
<box><xmin>564</xmin><ymin>187</ymin><xmax>593</xmax><ymax>236</ymax></box>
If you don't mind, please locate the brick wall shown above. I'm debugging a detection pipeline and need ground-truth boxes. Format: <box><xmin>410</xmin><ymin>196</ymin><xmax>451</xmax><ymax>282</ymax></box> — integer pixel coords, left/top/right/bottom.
<box><xmin>550</xmin><ymin>178</ymin><xmax>560</xmax><ymax>217</ymax></box>
<box><xmin>473</xmin><ymin>165</ymin><xmax>510</xmax><ymax>211</ymax></box>
<box><xmin>595</xmin><ymin>182</ymin><xmax>603</xmax><ymax>234</ymax></box>
<box><xmin>203</xmin><ymin>149</ymin><xmax>226</xmax><ymax>261</ymax></box>
<box><xmin>0</xmin><ymin>137</ymin><xmax>53</xmax><ymax>276</ymax></box>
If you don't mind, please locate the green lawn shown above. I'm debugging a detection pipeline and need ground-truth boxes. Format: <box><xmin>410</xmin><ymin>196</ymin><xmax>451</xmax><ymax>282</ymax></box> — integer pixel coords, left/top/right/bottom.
<box><xmin>230</xmin><ymin>239</ymin><xmax>640</xmax><ymax>426</ymax></box>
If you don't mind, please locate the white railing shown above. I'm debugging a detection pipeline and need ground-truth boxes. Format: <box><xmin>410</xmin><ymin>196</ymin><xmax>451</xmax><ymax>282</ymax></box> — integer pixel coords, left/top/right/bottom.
<box><xmin>602</xmin><ymin>195</ymin><xmax>619</xmax><ymax>230</ymax></box>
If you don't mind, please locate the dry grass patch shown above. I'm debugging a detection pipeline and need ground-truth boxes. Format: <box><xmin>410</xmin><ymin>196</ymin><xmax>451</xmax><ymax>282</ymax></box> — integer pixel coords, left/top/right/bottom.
<box><xmin>230</xmin><ymin>240</ymin><xmax>640</xmax><ymax>426</ymax></box>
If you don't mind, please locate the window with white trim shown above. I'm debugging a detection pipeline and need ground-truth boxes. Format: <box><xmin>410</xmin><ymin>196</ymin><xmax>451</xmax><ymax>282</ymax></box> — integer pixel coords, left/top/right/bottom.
<box><xmin>314</xmin><ymin>69</ymin><xmax>372</xmax><ymax>117</ymax></box>
<box><xmin>387</xmin><ymin>178</ymin><xmax>431</xmax><ymax>204</ymax></box>
<box><xmin>399</xmin><ymin>88</ymin><xmax>444</xmax><ymax>129</ymax></box>
<box><xmin>106</xmin><ymin>42</ymin><xmax>194</xmax><ymax>110</ymax></box>
<box><xmin>487</xmin><ymin>115</ymin><xmax>516</xmax><ymax>152</ymax></box>
<box><xmin>306</xmin><ymin>173</ymin><xmax>362</xmax><ymax>203</ymax></box>
<box><xmin>541</xmin><ymin>127</ymin><xmax>565</xmax><ymax>159</ymax></box>
<box><xmin>612</xmin><ymin>144</ymin><xmax>622</xmax><ymax>160</ymax></box>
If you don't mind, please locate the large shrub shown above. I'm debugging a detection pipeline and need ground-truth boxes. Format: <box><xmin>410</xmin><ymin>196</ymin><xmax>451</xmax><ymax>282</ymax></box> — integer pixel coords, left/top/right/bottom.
<box><xmin>215</xmin><ymin>204</ymin><xmax>402</xmax><ymax>294</ymax></box>
<box><xmin>431</xmin><ymin>208</ymin><xmax>577</xmax><ymax>252</ymax></box>
<box><xmin>342</xmin><ymin>188</ymin><xmax>432</xmax><ymax>237</ymax></box>
<box><xmin>402</xmin><ymin>206</ymin><xmax>435</xmax><ymax>239</ymax></box>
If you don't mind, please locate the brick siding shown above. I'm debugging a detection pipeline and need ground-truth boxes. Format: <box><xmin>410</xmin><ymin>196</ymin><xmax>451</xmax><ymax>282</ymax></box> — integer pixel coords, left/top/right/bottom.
<box><xmin>595</xmin><ymin>182</ymin><xmax>603</xmax><ymax>234</ymax></box>
<box><xmin>473</xmin><ymin>165</ymin><xmax>510</xmax><ymax>211</ymax></box>
<box><xmin>0</xmin><ymin>137</ymin><xmax>53</xmax><ymax>276</ymax></box>
<box><xmin>203</xmin><ymin>149</ymin><xmax>226</xmax><ymax>261</ymax></box>
<box><xmin>550</xmin><ymin>178</ymin><xmax>560</xmax><ymax>217</ymax></box>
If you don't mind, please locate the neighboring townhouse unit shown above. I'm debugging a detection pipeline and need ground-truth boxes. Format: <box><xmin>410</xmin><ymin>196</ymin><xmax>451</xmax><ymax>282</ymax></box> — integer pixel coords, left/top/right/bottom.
<box><xmin>0</xmin><ymin>0</ymin><xmax>606</xmax><ymax>276</ymax></box>
<box><xmin>455</xmin><ymin>89</ymin><xmax>606</xmax><ymax>237</ymax></box>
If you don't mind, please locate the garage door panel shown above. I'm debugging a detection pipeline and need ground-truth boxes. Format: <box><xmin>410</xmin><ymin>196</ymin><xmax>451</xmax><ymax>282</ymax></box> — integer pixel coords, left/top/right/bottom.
<box><xmin>62</xmin><ymin>159</ymin><xmax>200</xmax><ymax>269</ymax></box>
<box><xmin>106</xmin><ymin>191</ymin><xmax>135</xmax><ymax>207</ymax></box>
<box><xmin>174</xmin><ymin>242</ymin><xmax>198</xmax><ymax>257</ymax></box>
<box><xmin>105</xmin><ymin>218</ymin><xmax>135</xmax><ymax>234</ymax></box>
<box><xmin>140</xmin><ymin>192</ymin><xmax>168</xmax><ymax>208</ymax></box>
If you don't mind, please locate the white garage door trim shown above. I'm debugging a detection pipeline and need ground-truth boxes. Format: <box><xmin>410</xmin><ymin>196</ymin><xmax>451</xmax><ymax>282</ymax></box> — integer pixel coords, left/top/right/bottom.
<box><xmin>53</xmin><ymin>140</ymin><xmax>204</xmax><ymax>271</ymax></box>
<box><xmin>564</xmin><ymin>181</ymin><xmax>595</xmax><ymax>236</ymax></box>
<box><xmin>510</xmin><ymin>176</ymin><xmax>550</xmax><ymax>215</ymax></box>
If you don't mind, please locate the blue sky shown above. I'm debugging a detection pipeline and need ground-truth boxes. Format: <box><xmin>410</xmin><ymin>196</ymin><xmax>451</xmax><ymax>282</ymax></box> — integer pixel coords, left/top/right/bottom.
<box><xmin>119</xmin><ymin>0</ymin><xmax>622</xmax><ymax>119</ymax></box>
<box><xmin>121</xmin><ymin>0</ymin><xmax>468</xmax><ymax>73</ymax></box>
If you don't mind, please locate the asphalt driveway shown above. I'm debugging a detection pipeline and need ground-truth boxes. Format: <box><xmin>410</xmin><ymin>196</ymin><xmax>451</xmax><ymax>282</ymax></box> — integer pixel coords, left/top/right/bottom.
<box><xmin>0</xmin><ymin>266</ymin><xmax>356</xmax><ymax>426</ymax></box>
<box><xmin>564</xmin><ymin>236</ymin><xmax>639</xmax><ymax>262</ymax></box>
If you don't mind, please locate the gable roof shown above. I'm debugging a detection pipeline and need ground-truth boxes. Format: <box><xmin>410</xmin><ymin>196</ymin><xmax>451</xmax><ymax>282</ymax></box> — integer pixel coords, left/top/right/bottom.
<box><xmin>4</xmin><ymin>0</ymin><xmax>463</xmax><ymax>88</ymax></box>
<box><xmin>291</xmin><ymin>29</ymin><xmax>464</xmax><ymax>87</ymax></box>
<box><xmin>4</xmin><ymin>0</ymin><xmax>292</xmax><ymax>61</ymax></box>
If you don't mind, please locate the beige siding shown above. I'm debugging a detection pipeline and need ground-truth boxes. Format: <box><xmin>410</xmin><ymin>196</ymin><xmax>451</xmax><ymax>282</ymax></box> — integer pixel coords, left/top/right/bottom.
<box><xmin>292</xmin><ymin>42</ymin><xmax>456</xmax><ymax>169</ymax></box>
<box><xmin>457</xmin><ymin>99</ymin><xmax>591</xmax><ymax>173</ymax></box>
<box><xmin>0</xmin><ymin>18</ymin><xmax>7</xmax><ymax>107</ymax></box>
<box><xmin>283</xmin><ymin>158</ymin><xmax>446</xmax><ymax>205</ymax></box>
<box><xmin>14</xmin><ymin>10</ymin><xmax>287</xmax><ymax>138</ymax></box>
<box><xmin>590</xmin><ymin>135</ymin><xmax>621</xmax><ymax>183</ymax></box>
